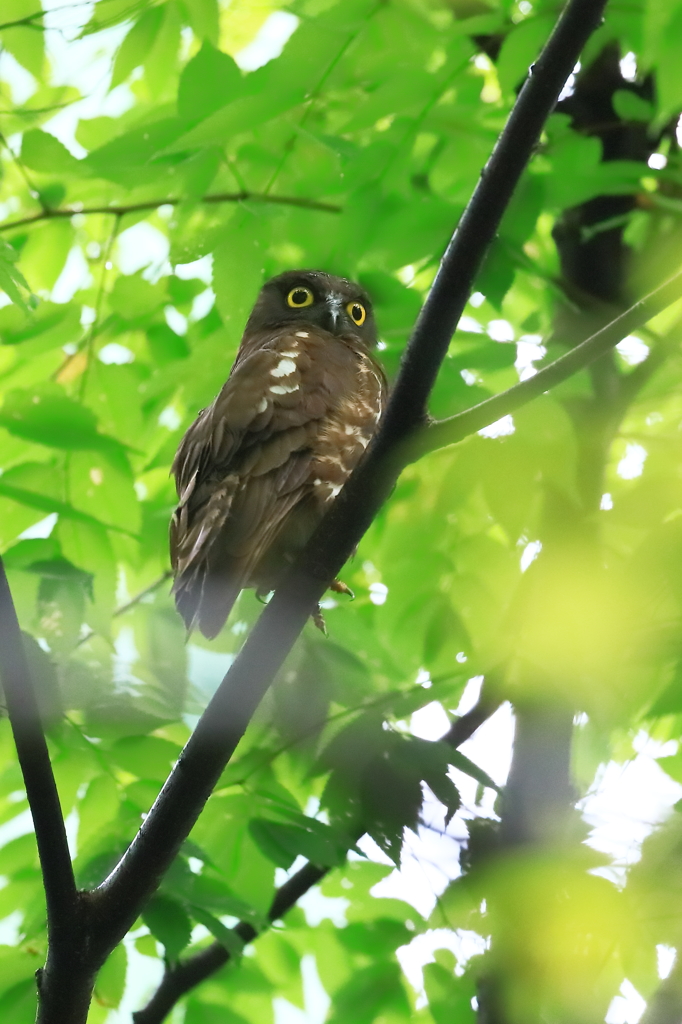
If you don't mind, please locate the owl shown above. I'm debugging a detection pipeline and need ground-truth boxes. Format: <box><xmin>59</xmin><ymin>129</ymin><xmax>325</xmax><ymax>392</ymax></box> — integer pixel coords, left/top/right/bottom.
<box><xmin>170</xmin><ymin>270</ymin><xmax>387</xmax><ymax>639</ymax></box>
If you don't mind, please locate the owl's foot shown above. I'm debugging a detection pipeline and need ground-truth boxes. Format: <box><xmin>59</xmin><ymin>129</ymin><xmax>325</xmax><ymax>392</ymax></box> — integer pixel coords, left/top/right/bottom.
<box><xmin>330</xmin><ymin>579</ymin><xmax>355</xmax><ymax>600</ymax></box>
<box><xmin>313</xmin><ymin>606</ymin><xmax>328</xmax><ymax>635</ymax></box>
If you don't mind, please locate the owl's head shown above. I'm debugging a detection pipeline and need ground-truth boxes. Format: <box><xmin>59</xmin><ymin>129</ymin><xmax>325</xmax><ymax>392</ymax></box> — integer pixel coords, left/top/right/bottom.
<box><xmin>245</xmin><ymin>270</ymin><xmax>378</xmax><ymax>348</ymax></box>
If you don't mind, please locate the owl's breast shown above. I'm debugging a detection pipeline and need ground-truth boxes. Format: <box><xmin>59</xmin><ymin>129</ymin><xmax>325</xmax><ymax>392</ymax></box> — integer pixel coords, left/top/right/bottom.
<box><xmin>309</xmin><ymin>346</ymin><xmax>386</xmax><ymax>503</ymax></box>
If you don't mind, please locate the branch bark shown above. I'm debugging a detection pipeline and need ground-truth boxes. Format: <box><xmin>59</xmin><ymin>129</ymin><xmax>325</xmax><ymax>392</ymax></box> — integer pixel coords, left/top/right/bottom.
<box><xmin>0</xmin><ymin>560</ymin><xmax>91</xmax><ymax>1018</ymax></box>
<box><xmin>83</xmin><ymin>0</ymin><xmax>608</xmax><ymax>963</ymax></box>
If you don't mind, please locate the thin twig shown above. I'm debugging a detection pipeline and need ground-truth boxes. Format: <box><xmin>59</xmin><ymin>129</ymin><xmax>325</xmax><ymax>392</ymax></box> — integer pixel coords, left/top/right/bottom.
<box><xmin>75</xmin><ymin>571</ymin><xmax>173</xmax><ymax>648</ymax></box>
<box><xmin>77</xmin><ymin>213</ymin><xmax>121</xmax><ymax>397</ymax></box>
<box><xmin>85</xmin><ymin>0</ymin><xmax>608</xmax><ymax>958</ymax></box>
<box><xmin>418</xmin><ymin>266</ymin><xmax>682</xmax><ymax>459</ymax></box>
<box><xmin>0</xmin><ymin>191</ymin><xmax>341</xmax><ymax>234</ymax></box>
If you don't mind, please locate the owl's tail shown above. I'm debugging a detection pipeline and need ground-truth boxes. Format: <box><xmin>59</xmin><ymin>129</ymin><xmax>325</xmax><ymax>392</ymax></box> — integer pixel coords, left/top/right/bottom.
<box><xmin>173</xmin><ymin>562</ymin><xmax>243</xmax><ymax>640</ymax></box>
<box><xmin>170</xmin><ymin>474</ymin><xmax>245</xmax><ymax>639</ymax></box>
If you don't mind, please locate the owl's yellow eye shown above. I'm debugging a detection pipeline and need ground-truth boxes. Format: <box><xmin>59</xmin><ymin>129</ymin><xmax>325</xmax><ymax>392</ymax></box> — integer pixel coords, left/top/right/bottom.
<box><xmin>287</xmin><ymin>286</ymin><xmax>314</xmax><ymax>308</ymax></box>
<box><xmin>347</xmin><ymin>302</ymin><xmax>366</xmax><ymax>325</ymax></box>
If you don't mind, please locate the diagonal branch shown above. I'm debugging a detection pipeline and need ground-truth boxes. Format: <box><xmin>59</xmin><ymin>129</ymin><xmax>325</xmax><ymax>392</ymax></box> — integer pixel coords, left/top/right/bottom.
<box><xmin>84</xmin><ymin>0</ymin><xmax>607</xmax><ymax>960</ymax></box>
<box><xmin>0</xmin><ymin>559</ymin><xmax>77</xmax><ymax>940</ymax></box>
<box><xmin>133</xmin><ymin>690</ymin><xmax>497</xmax><ymax>1024</ymax></box>
<box><xmin>0</xmin><ymin>192</ymin><xmax>341</xmax><ymax>234</ymax></box>
<box><xmin>416</xmin><ymin>266</ymin><xmax>682</xmax><ymax>460</ymax></box>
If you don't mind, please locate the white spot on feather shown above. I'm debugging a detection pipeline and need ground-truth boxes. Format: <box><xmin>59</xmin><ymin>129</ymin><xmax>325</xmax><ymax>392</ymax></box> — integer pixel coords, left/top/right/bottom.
<box><xmin>256</xmin><ymin>397</ymin><xmax>268</xmax><ymax>413</ymax></box>
<box><xmin>295</xmin><ymin>331</ymin><xmax>309</xmax><ymax>338</ymax></box>
<box><xmin>179</xmin><ymin>470</ymin><xmax>198</xmax><ymax>506</ymax></box>
<box><xmin>329</xmin><ymin>483</ymin><xmax>342</xmax><ymax>498</ymax></box>
<box><xmin>270</xmin><ymin>384</ymin><xmax>299</xmax><ymax>394</ymax></box>
<box><xmin>272</xmin><ymin>358</ymin><xmax>297</xmax><ymax>377</ymax></box>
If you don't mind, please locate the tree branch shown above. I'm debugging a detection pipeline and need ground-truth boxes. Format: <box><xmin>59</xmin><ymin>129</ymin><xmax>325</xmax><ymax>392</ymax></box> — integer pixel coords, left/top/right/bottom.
<box><xmin>0</xmin><ymin>559</ymin><xmax>78</xmax><ymax>942</ymax></box>
<box><xmin>0</xmin><ymin>192</ymin><xmax>341</xmax><ymax>234</ymax></box>
<box><xmin>443</xmin><ymin>673</ymin><xmax>503</xmax><ymax>748</ymax></box>
<box><xmin>640</xmin><ymin>957</ymin><xmax>682</xmax><ymax>1024</ymax></box>
<box><xmin>417</xmin><ymin>266</ymin><xmax>682</xmax><ymax>458</ymax></box>
<box><xmin>133</xmin><ymin>688</ymin><xmax>497</xmax><ymax>1023</ymax></box>
<box><xmin>82</xmin><ymin>0</ymin><xmax>607</xmax><ymax>959</ymax></box>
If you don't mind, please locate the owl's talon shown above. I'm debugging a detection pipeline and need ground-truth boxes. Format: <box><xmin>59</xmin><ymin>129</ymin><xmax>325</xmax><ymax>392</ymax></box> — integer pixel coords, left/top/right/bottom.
<box><xmin>330</xmin><ymin>579</ymin><xmax>354</xmax><ymax>600</ymax></box>
<box><xmin>313</xmin><ymin>607</ymin><xmax>328</xmax><ymax>635</ymax></box>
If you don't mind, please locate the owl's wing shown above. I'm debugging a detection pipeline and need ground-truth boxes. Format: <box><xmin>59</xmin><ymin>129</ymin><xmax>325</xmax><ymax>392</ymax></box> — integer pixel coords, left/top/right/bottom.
<box><xmin>170</xmin><ymin>330</ymin><xmax>343</xmax><ymax>637</ymax></box>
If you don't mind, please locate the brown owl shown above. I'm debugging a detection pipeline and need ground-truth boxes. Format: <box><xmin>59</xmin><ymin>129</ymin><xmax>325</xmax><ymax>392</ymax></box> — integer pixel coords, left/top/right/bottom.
<box><xmin>170</xmin><ymin>270</ymin><xmax>387</xmax><ymax>639</ymax></box>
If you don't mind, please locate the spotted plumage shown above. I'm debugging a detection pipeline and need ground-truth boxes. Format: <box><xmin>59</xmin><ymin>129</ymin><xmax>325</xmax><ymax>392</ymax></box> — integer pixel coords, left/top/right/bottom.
<box><xmin>170</xmin><ymin>270</ymin><xmax>387</xmax><ymax>638</ymax></box>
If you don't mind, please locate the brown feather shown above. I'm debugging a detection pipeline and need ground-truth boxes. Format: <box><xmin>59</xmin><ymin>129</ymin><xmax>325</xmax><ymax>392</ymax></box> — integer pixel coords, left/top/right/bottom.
<box><xmin>170</xmin><ymin>270</ymin><xmax>387</xmax><ymax>638</ymax></box>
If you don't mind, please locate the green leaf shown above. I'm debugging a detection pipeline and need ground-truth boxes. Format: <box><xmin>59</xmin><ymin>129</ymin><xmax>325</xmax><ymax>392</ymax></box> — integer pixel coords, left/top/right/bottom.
<box><xmin>0</xmin><ymin>389</ymin><xmax>129</xmax><ymax>457</ymax></box>
<box><xmin>108</xmin><ymin>735</ymin><xmax>181</xmax><ymax>781</ymax></box>
<box><xmin>612</xmin><ymin>90</ymin><xmax>655</xmax><ymax>123</ymax></box>
<box><xmin>182</xmin><ymin>0</ymin><xmax>219</xmax><ymax>46</ymax></box>
<box><xmin>183</xmin><ymin>872</ymin><xmax>263</xmax><ymax>925</ymax></box>
<box><xmin>177</xmin><ymin>41</ymin><xmax>242</xmax><ymax>122</ymax></box>
<box><xmin>21</xmin><ymin>129</ymin><xmax>83</xmax><ymax>176</ymax></box>
<box><xmin>142</xmin><ymin>894</ymin><xmax>192</xmax><ymax>962</ymax></box>
<box><xmin>424</xmin><ymin>960</ymin><xmax>476</xmax><ymax>1024</ymax></box>
<box><xmin>189</xmin><ymin>905</ymin><xmax>246</xmax><ymax>958</ymax></box>
<box><xmin>328</xmin><ymin>962</ymin><xmax>410</xmax><ymax>1024</ymax></box>
<box><xmin>109</xmin><ymin>273</ymin><xmax>167</xmax><ymax>321</ymax></box>
<box><xmin>0</xmin><ymin>238</ymin><xmax>34</xmax><ymax>313</ymax></box>
<box><xmin>111</xmin><ymin>7</ymin><xmax>164</xmax><ymax>88</ymax></box>
<box><xmin>0</xmin><ymin>477</ymin><xmax>132</xmax><ymax>535</ymax></box>
<box><xmin>77</xmin><ymin>775</ymin><xmax>120</xmax><ymax>850</ymax></box>
<box><xmin>19</xmin><ymin>632</ymin><xmax>61</xmax><ymax>728</ymax></box>
<box><xmin>1</xmin><ymin>0</ymin><xmax>44</xmax><ymax>78</ymax></box>
<box><xmin>648</xmin><ymin>661</ymin><xmax>682</xmax><ymax>716</ymax></box>
<box><xmin>0</xmin><ymin>301</ymin><xmax>80</xmax><ymax>350</ymax></box>
<box><xmin>0</xmin><ymin>834</ymin><xmax>38</xmax><ymax>876</ymax></box>
<box><xmin>249</xmin><ymin>817</ymin><xmax>350</xmax><ymax>869</ymax></box>
<box><xmin>496</xmin><ymin>16</ymin><xmax>554</xmax><ymax>95</ymax></box>
<box><xmin>447</xmin><ymin>748</ymin><xmax>499</xmax><ymax>792</ymax></box>
<box><xmin>184</xmin><ymin>1000</ymin><xmax>251</xmax><ymax>1024</ymax></box>
<box><xmin>94</xmin><ymin>943</ymin><xmax>127</xmax><ymax>1009</ymax></box>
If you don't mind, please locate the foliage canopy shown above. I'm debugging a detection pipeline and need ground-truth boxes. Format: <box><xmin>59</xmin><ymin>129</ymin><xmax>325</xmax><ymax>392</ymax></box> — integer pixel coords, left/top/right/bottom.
<box><xmin>1</xmin><ymin>0</ymin><xmax>682</xmax><ymax>1022</ymax></box>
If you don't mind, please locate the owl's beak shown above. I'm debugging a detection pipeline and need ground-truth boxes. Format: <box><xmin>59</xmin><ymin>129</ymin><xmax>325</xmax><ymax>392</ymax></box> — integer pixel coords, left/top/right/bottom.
<box><xmin>325</xmin><ymin>293</ymin><xmax>344</xmax><ymax>332</ymax></box>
